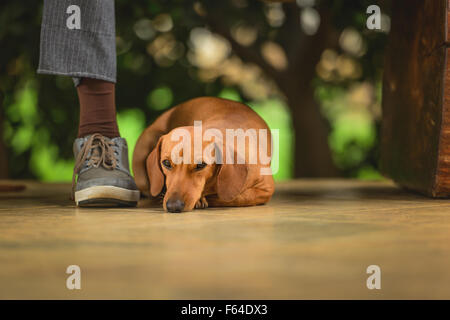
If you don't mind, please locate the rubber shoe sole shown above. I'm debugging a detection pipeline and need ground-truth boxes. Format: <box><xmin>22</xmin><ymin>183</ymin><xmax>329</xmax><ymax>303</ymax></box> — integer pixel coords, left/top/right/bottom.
<box><xmin>75</xmin><ymin>185</ymin><xmax>140</xmax><ymax>207</ymax></box>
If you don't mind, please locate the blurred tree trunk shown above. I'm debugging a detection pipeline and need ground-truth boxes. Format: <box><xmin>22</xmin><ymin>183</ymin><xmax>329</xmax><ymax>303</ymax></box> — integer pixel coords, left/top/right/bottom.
<box><xmin>285</xmin><ymin>85</ymin><xmax>338</xmax><ymax>177</ymax></box>
<box><xmin>0</xmin><ymin>91</ymin><xmax>8</xmax><ymax>179</ymax></box>
<box><xmin>205</xmin><ymin>3</ymin><xmax>339</xmax><ymax>177</ymax></box>
<box><xmin>278</xmin><ymin>5</ymin><xmax>339</xmax><ymax>177</ymax></box>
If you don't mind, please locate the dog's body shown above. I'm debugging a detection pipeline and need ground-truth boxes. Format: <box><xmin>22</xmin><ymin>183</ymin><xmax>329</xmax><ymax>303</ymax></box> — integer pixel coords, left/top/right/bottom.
<box><xmin>133</xmin><ymin>97</ymin><xmax>274</xmax><ymax>212</ymax></box>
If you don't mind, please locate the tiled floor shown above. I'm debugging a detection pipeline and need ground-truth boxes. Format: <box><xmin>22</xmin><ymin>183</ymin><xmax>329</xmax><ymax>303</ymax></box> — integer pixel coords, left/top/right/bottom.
<box><xmin>1</xmin><ymin>179</ymin><xmax>450</xmax><ymax>299</ymax></box>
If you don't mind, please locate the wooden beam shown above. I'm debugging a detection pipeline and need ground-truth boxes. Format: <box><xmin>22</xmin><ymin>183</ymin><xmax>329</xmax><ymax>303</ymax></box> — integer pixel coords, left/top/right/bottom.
<box><xmin>381</xmin><ymin>0</ymin><xmax>450</xmax><ymax>197</ymax></box>
<box><xmin>0</xmin><ymin>91</ymin><xmax>9</xmax><ymax>179</ymax></box>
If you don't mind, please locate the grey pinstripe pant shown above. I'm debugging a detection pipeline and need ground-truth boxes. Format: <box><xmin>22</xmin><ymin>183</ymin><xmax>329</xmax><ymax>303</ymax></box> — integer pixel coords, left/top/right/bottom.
<box><xmin>37</xmin><ymin>0</ymin><xmax>116</xmax><ymax>85</ymax></box>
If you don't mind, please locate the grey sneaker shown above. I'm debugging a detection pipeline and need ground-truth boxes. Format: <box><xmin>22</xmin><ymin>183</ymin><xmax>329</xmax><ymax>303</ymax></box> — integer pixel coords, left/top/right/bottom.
<box><xmin>72</xmin><ymin>133</ymin><xmax>140</xmax><ymax>207</ymax></box>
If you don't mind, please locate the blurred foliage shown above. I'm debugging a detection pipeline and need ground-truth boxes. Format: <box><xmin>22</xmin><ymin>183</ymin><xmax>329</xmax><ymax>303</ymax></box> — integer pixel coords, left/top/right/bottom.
<box><xmin>0</xmin><ymin>0</ymin><xmax>389</xmax><ymax>182</ymax></box>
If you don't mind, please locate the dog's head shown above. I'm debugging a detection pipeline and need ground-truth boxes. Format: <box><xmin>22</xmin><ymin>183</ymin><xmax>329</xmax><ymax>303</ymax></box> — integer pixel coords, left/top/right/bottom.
<box><xmin>146</xmin><ymin>126</ymin><xmax>248</xmax><ymax>212</ymax></box>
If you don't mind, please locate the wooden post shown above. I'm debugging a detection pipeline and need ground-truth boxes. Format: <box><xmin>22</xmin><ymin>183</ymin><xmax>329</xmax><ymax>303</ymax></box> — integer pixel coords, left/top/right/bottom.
<box><xmin>0</xmin><ymin>90</ymin><xmax>8</xmax><ymax>179</ymax></box>
<box><xmin>381</xmin><ymin>0</ymin><xmax>450</xmax><ymax>197</ymax></box>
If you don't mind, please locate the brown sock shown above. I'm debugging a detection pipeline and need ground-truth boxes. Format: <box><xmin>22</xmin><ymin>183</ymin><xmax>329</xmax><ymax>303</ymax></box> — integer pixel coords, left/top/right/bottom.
<box><xmin>77</xmin><ymin>78</ymin><xmax>120</xmax><ymax>138</ymax></box>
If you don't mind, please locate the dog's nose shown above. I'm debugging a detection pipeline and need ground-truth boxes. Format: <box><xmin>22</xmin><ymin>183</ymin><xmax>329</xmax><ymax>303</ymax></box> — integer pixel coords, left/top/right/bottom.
<box><xmin>166</xmin><ymin>198</ymin><xmax>185</xmax><ymax>213</ymax></box>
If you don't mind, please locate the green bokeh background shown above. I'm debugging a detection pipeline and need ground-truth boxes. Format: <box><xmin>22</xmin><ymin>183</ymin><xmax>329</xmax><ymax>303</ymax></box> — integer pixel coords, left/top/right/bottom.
<box><xmin>0</xmin><ymin>0</ymin><xmax>389</xmax><ymax>182</ymax></box>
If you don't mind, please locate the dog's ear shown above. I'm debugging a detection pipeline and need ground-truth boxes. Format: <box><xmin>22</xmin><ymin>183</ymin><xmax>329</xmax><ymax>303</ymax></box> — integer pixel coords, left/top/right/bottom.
<box><xmin>146</xmin><ymin>137</ymin><xmax>165</xmax><ymax>197</ymax></box>
<box><xmin>214</xmin><ymin>135</ymin><xmax>249</xmax><ymax>202</ymax></box>
<box><xmin>217</xmin><ymin>164</ymin><xmax>248</xmax><ymax>202</ymax></box>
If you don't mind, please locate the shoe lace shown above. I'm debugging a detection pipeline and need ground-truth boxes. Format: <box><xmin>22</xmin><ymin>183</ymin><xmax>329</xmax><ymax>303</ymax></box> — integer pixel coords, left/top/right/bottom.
<box><xmin>72</xmin><ymin>133</ymin><xmax>118</xmax><ymax>199</ymax></box>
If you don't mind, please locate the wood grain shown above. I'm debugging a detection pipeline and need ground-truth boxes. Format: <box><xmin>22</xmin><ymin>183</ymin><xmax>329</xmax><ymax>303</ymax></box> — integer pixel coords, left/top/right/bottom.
<box><xmin>433</xmin><ymin>5</ymin><xmax>450</xmax><ymax>196</ymax></box>
<box><xmin>381</xmin><ymin>0</ymin><xmax>448</xmax><ymax>196</ymax></box>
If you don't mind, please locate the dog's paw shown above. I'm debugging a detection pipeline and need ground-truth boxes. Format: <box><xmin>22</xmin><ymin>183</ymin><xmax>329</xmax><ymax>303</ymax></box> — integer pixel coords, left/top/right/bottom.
<box><xmin>195</xmin><ymin>197</ymin><xmax>208</xmax><ymax>209</ymax></box>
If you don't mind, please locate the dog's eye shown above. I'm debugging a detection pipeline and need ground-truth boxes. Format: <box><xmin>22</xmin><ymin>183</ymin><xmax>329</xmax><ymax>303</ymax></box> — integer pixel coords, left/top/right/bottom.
<box><xmin>162</xmin><ymin>159</ymin><xmax>172</xmax><ymax>169</ymax></box>
<box><xmin>195</xmin><ymin>162</ymin><xmax>207</xmax><ymax>171</ymax></box>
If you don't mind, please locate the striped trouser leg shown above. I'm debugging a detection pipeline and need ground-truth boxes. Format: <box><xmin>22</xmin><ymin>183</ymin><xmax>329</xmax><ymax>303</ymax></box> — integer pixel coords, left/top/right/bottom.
<box><xmin>37</xmin><ymin>0</ymin><xmax>116</xmax><ymax>85</ymax></box>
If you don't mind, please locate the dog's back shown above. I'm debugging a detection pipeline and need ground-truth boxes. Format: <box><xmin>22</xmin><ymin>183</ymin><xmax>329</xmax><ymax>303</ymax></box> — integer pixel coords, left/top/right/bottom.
<box><xmin>166</xmin><ymin>97</ymin><xmax>270</xmax><ymax>132</ymax></box>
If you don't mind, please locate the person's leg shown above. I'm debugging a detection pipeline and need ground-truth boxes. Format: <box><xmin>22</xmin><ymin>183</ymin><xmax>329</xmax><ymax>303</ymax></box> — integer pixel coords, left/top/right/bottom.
<box><xmin>77</xmin><ymin>78</ymin><xmax>120</xmax><ymax>138</ymax></box>
<box><xmin>37</xmin><ymin>0</ymin><xmax>139</xmax><ymax>206</ymax></box>
<box><xmin>38</xmin><ymin>0</ymin><xmax>116</xmax><ymax>82</ymax></box>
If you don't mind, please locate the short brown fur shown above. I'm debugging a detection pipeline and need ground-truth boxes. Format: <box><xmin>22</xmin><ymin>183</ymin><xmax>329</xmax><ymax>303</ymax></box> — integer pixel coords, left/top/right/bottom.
<box><xmin>133</xmin><ymin>97</ymin><xmax>275</xmax><ymax>212</ymax></box>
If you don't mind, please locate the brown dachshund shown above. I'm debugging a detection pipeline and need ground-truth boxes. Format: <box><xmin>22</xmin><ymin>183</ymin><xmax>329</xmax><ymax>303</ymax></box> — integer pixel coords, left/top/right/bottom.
<box><xmin>132</xmin><ymin>97</ymin><xmax>275</xmax><ymax>212</ymax></box>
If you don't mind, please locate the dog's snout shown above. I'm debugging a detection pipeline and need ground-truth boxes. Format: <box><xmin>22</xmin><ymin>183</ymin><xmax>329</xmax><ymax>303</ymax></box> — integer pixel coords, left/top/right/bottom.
<box><xmin>166</xmin><ymin>198</ymin><xmax>185</xmax><ymax>213</ymax></box>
